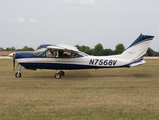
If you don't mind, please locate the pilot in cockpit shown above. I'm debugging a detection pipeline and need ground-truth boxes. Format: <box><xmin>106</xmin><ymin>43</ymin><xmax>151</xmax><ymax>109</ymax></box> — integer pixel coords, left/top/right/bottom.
<box><xmin>46</xmin><ymin>49</ymin><xmax>54</xmax><ymax>57</ymax></box>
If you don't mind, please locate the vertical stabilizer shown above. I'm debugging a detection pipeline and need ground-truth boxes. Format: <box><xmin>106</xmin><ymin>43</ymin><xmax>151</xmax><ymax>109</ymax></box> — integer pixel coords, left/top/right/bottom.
<box><xmin>120</xmin><ymin>34</ymin><xmax>154</xmax><ymax>61</ymax></box>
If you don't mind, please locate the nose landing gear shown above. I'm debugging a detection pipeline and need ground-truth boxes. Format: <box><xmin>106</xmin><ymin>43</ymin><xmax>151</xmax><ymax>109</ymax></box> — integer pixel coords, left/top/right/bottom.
<box><xmin>15</xmin><ymin>72</ymin><xmax>22</xmax><ymax>78</ymax></box>
<box><xmin>15</xmin><ymin>65</ymin><xmax>22</xmax><ymax>78</ymax></box>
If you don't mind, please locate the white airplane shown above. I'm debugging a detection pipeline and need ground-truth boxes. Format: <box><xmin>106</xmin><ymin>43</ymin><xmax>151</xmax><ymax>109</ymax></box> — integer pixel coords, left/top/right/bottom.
<box><xmin>9</xmin><ymin>34</ymin><xmax>154</xmax><ymax>79</ymax></box>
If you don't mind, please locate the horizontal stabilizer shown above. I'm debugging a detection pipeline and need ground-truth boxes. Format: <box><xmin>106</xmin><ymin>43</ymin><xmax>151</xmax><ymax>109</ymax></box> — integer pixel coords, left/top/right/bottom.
<box><xmin>129</xmin><ymin>60</ymin><xmax>146</xmax><ymax>67</ymax></box>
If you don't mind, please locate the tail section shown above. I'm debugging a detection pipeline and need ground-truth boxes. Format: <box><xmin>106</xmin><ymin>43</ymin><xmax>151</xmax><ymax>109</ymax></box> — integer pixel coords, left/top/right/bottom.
<box><xmin>120</xmin><ymin>34</ymin><xmax>154</xmax><ymax>66</ymax></box>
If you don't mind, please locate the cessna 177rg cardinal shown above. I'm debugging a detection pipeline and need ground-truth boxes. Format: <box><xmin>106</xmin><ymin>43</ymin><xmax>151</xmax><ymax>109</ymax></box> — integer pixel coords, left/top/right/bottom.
<box><xmin>9</xmin><ymin>34</ymin><xmax>154</xmax><ymax>79</ymax></box>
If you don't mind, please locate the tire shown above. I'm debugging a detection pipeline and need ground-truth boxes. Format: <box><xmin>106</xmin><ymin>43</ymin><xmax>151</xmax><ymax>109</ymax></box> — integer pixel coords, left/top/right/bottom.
<box><xmin>60</xmin><ymin>71</ymin><xmax>65</xmax><ymax>76</ymax></box>
<box><xmin>54</xmin><ymin>73</ymin><xmax>61</xmax><ymax>79</ymax></box>
<box><xmin>15</xmin><ymin>72</ymin><xmax>22</xmax><ymax>78</ymax></box>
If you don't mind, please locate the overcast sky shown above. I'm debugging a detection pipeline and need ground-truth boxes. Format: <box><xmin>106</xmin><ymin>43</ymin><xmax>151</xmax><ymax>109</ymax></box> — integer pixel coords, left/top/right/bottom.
<box><xmin>0</xmin><ymin>0</ymin><xmax>159</xmax><ymax>51</ymax></box>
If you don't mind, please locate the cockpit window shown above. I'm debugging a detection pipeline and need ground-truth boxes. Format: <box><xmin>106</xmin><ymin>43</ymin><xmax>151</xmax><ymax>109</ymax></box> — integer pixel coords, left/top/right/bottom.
<box><xmin>33</xmin><ymin>48</ymin><xmax>47</xmax><ymax>56</ymax></box>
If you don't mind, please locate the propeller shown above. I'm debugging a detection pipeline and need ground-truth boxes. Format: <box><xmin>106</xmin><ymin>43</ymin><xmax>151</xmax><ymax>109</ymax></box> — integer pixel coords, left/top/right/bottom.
<box><xmin>13</xmin><ymin>52</ymin><xmax>15</xmax><ymax>71</ymax></box>
<box><xmin>8</xmin><ymin>52</ymin><xmax>16</xmax><ymax>71</ymax></box>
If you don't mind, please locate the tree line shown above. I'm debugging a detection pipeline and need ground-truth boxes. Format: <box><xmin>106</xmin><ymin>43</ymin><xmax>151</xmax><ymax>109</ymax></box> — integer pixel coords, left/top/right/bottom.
<box><xmin>0</xmin><ymin>43</ymin><xmax>158</xmax><ymax>56</ymax></box>
<box><xmin>0</xmin><ymin>46</ymin><xmax>34</xmax><ymax>51</ymax></box>
<box><xmin>75</xmin><ymin>44</ymin><xmax>159</xmax><ymax>56</ymax></box>
<box><xmin>75</xmin><ymin>43</ymin><xmax>125</xmax><ymax>56</ymax></box>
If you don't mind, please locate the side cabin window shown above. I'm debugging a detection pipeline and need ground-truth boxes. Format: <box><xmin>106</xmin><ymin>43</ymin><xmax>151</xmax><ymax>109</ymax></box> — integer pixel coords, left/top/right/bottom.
<box><xmin>41</xmin><ymin>50</ymin><xmax>79</xmax><ymax>58</ymax></box>
<box><xmin>34</xmin><ymin>48</ymin><xmax>84</xmax><ymax>58</ymax></box>
<box><xmin>42</xmin><ymin>50</ymin><xmax>59</xmax><ymax>58</ymax></box>
<box><xmin>46</xmin><ymin>50</ymin><xmax>58</xmax><ymax>57</ymax></box>
<box><xmin>62</xmin><ymin>52</ymin><xmax>77</xmax><ymax>58</ymax></box>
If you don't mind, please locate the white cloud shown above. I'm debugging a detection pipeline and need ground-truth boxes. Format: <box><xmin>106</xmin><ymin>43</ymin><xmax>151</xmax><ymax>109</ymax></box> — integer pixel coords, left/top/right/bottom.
<box><xmin>29</xmin><ymin>19</ymin><xmax>37</xmax><ymax>23</ymax></box>
<box><xmin>80</xmin><ymin>0</ymin><xmax>96</xmax><ymax>5</ymax></box>
<box><xmin>63</xmin><ymin>0</ymin><xmax>110</xmax><ymax>10</ymax></box>
<box><xmin>8</xmin><ymin>18</ymin><xmax>37</xmax><ymax>23</ymax></box>
<box><xmin>17</xmin><ymin>17</ymin><xmax>25</xmax><ymax>23</ymax></box>
<box><xmin>63</xmin><ymin>0</ymin><xmax>96</xmax><ymax>5</ymax></box>
<box><xmin>63</xmin><ymin>0</ymin><xmax>110</xmax><ymax>5</ymax></box>
<box><xmin>0</xmin><ymin>15</ymin><xmax>1</xmax><ymax>19</ymax></box>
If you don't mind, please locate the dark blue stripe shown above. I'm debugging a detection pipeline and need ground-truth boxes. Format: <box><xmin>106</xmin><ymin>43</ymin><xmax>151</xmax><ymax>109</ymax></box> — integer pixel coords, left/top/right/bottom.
<box><xmin>15</xmin><ymin>52</ymin><xmax>38</xmax><ymax>59</ymax></box>
<box><xmin>126</xmin><ymin>58</ymin><xmax>143</xmax><ymax>67</ymax></box>
<box><xmin>127</xmin><ymin>35</ymin><xmax>154</xmax><ymax>49</ymax></box>
<box><xmin>20</xmin><ymin>63</ymin><xmax>127</xmax><ymax>70</ymax></box>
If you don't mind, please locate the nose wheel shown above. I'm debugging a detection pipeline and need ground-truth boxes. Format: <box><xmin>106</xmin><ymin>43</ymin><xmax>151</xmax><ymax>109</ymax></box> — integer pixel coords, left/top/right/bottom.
<box><xmin>15</xmin><ymin>72</ymin><xmax>22</xmax><ymax>78</ymax></box>
<box><xmin>54</xmin><ymin>70</ymin><xmax>65</xmax><ymax>79</ymax></box>
<box><xmin>15</xmin><ymin>65</ymin><xmax>22</xmax><ymax>78</ymax></box>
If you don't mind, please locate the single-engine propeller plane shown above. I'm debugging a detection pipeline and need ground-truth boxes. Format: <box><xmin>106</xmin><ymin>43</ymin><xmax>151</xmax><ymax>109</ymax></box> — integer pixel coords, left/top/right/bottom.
<box><xmin>9</xmin><ymin>34</ymin><xmax>154</xmax><ymax>79</ymax></box>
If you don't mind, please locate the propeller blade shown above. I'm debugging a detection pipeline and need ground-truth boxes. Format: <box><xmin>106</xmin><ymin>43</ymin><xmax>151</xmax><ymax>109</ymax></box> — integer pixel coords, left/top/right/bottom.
<box><xmin>13</xmin><ymin>53</ymin><xmax>15</xmax><ymax>71</ymax></box>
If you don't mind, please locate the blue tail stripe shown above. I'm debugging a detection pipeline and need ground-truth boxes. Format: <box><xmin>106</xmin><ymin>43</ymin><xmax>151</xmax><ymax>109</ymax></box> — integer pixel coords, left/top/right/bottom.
<box><xmin>127</xmin><ymin>35</ymin><xmax>154</xmax><ymax>49</ymax></box>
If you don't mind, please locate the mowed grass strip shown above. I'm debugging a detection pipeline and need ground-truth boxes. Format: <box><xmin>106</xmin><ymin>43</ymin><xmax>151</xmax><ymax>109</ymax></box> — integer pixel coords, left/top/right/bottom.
<box><xmin>0</xmin><ymin>59</ymin><xmax>159</xmax><ymax>120</ymax></box>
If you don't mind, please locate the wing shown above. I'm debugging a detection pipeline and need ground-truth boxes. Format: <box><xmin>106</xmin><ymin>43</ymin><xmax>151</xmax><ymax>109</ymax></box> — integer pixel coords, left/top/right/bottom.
<box><xmin>46</xmin><ymin>44</ymin><xmax>79</xmax><ymax>53</ymax></box>
<box><xmin>40</xmin><ymin>44</ymin><xmax>54</xmax><ymax>48</ymax></box>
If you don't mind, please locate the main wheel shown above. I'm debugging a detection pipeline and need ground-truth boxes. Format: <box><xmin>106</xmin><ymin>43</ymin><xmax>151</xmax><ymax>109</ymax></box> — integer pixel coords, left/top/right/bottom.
<box><xmin>60</xmin><ymin>71</ymin><xmax>65</xmax><ymax>76</ymax></box>
<box><xmin>54</xmin><ymin>73</ymin><xmax>61</xmax><ymax>79</ymax></box>
<box><xmin>15</xmin><ymin>72</ymin><xmax>22</xmax><ymax>78</ymax></box>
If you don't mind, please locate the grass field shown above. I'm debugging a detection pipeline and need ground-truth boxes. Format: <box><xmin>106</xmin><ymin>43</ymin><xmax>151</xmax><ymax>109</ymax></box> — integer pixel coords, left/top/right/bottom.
<box><xmin>0</xmin><ymin>59</ymin><xmax>159</xmax><ymax>120</ymax></box>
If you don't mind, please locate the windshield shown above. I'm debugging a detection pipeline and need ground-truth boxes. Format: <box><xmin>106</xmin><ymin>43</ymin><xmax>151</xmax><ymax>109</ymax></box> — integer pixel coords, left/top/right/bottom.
<box><xmin>33</xmin><ymin>48</ymin><xmax>47</xmax><ymax>56</ymax></box>
<box><xmin>79</xmin><ymin>51</ymin><xmax>89</xmax><ymax>56</ymax></box>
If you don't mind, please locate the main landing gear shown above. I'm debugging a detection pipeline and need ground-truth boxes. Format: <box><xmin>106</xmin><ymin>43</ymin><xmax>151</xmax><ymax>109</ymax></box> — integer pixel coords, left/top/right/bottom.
<box><xmin>14</xmin><ymin>65</ymin><xmax>64</xmax><ymax>79</ymax></box>
<box><xmin>54</xmin><ymin>70</ymin><xmax>65</xmax><ymax>79</ymax></box>
<box><xmin>15</xmin><ymin>64</ymin><xmax>22</xmax><ymax>78</ymax></box>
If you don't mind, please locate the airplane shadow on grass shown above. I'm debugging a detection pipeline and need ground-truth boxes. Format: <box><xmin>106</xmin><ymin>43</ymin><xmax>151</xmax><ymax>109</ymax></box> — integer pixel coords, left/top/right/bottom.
<box><xmin>22</xmin><ymin>70</ymin><xmax>153</xmax><ymax>79</ymax></box>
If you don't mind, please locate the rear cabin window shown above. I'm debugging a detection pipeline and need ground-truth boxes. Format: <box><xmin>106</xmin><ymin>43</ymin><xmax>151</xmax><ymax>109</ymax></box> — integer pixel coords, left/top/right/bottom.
<box><xmin>62</xmin><ymin>52</ymin><xmax>77</xmax><ymax>58</ymax></box>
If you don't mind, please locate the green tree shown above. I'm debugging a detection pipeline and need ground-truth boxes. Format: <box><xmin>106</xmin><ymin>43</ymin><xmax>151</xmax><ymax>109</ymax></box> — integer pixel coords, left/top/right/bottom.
<box><xmin>85</xmin><ymin>49</ymin><xmax>93</xmax><ymax>55</ymax></box>
<box><xmin>146</xmin><ymin>47</ymin><xmax>159</xmax><ymax>56</ymax></box>
<box><xmin>5</xmin><ymin>47</ymin><xmax>16</xmax><ymax>51</ymax></box>
<box><xmin>81</xmin><ymin>46</ymin><xmax>90</xmax><ymax>53</ymax></box>
<box><xmin>75</xmin><ymin>45</ymin><xmax>81</xmax><ymax>51</ymax></box>
<box><xmin>114</xmin><ymin>43</ymin><xmax>125</xmax><ymax>54</ymax></box>
<box><xmin>85</xmin><ymin>46</ymin><xmax>90</xmax><ymax>52</ymax></box>
<box><xmin>75</xmin><ymin>45</ymin><xmax>91</xmax><ymax>53</ymax></box>
<box><xmin>101</xmin><ymin>49</ymin><xmax>114</xmax><ymax>56</ymax></box>
<box><xmin>16</xmin><ymin>49</ymin><xmax>23</xmax><ymax>51</ymax></box>
<box><xmin>80</xmin><ymin>45</ymin><xmax>86</xmax><ymax>52</ymax></box>
<box><xmin>0</xmin><ymin>47</ymin><xmax>4</xmax><ymax>51</ymax></box>
<box><xmin>36</xmin><ymin>46</ymin><xmax>42</xmax><ymax>50</ymax></box>
<box><xmin>22</xmin><ymin>46</ymin><xmax>34</xmax><ymax>51</ymax></box>
<box><xmin>93</xmin><ymin>43</ymin><xmax>103</xmax><ymax>56</ymax></box>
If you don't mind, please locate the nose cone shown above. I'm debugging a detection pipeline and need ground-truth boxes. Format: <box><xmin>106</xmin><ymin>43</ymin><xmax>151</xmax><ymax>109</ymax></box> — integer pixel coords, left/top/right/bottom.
<box><xmin>8</xmin><ymin>53</ymin><xmax>15</xmax><ymax>58</ymax></box>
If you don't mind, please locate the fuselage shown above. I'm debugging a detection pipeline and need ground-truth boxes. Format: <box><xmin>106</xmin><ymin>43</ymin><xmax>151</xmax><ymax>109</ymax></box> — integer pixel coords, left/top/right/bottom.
<box><xmin>14</xmin><ymin>51</ymin><xmax>131</xmax><ymax>70</ymax></box>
